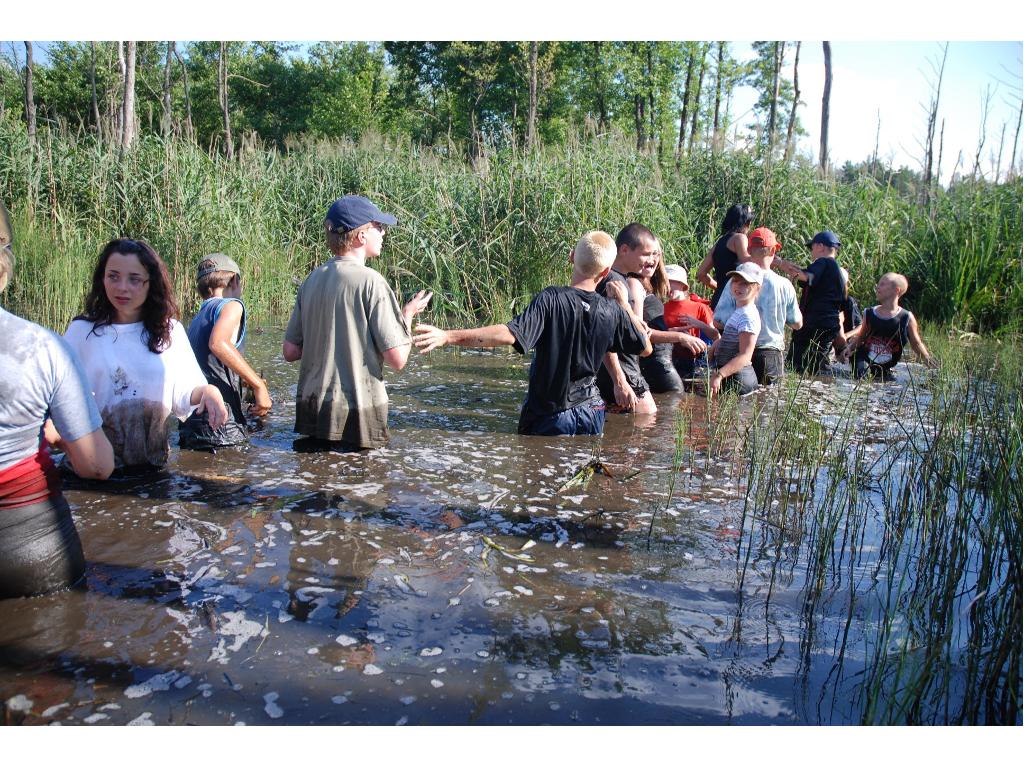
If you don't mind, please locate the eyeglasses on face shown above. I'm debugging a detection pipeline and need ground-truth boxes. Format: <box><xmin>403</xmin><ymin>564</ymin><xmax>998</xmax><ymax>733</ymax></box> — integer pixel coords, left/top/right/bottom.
<box><xmin>369</xmin><ymin>221</ymin><xmax>388</xmax><ymax>233</ymax></box>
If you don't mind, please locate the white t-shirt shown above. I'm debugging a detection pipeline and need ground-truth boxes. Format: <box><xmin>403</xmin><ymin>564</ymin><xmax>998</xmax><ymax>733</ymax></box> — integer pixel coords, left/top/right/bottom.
<box><xmin>0</xmin><ymin>307</ymin><xmax>102</xmax><ymax>469</ymax></box>
<box><xmin>63</xmin><ymin>318</ymin><xmax>206</xmax><ymax>467</ymax></box>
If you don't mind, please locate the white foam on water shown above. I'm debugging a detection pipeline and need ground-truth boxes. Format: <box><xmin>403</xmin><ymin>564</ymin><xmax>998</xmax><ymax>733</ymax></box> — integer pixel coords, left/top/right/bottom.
<box><xmin>124</xmin><ymin>671</ymin><xmax>179</xmax><ymax>699</ymax></box>
<box><xmin>263</xmin><ymin>692</ymin><xmax>284</xmax><ymax>719</ymax></box>
<box><xmin>208</xmin><ymin>611</ymin><xmax>268</xmax><ymax>664</ymax></box>
<box><xmin>336</xmin><ymin>634</ymin><xmax>358</xmax><ymax>646</ymax></box>
<box><xmin>83</xmin><ymin>713</ymin><xmax>108</xmax><ymax>723</ymax></box>
<box><xmin>127</xmin><ymin>712</ymin><xmax>155</xmax><ymax>726</ymax></box>
<box><xmin>419</xmin><ymin>647</ymin><xmax>443</xmax><ymax>656</ymax></box>
<box><xmin>363</xmin><ymin>664</ymin><xmax>384</xmax><ymax>675</ymax></box>
<box><xmin>5</xmin><ymin>694</ymin><xmax>32</xmax><ymax>712</ymax></box>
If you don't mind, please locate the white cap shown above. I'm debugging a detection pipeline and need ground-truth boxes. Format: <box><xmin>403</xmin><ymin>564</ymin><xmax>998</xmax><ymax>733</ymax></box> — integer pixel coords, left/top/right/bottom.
<box><xmin>726</xmin><ymin>262</ymin><xmax>764</xmax><ymax>285</ymax></box>
<box><xmin>664</xmin><ymin>264</ymin><xmax>688</xmax><ymax>288</ymax></box>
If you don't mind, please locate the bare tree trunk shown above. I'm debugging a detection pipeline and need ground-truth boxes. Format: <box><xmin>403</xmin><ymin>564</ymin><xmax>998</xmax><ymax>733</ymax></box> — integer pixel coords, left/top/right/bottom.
<box><xmin>114</xmin><ymin>42</ymin><xmax>125</xmax><ymax>140</ymax></box>
<box><xmin>526</xmin><ymin>41</ymin><xmax>538</xmax><ymax>151</ymax></box>
<box><xmin>1010</xmin><ymin>100</ymin><xmax>1023</xmax><ymax>179</ymax></box>
<box><xmin>23</xmin><ymin>42</ymin><xmax>37</xmax><ymax>142</ymax></box>
<box><xmin>647</xmin><ymin>44</ymin><xmax>656</xmax><ymax>153</ymax></box>
<box><xmin>634</xmin><ymin>93</ymin><xmax>645</xmax><ymax>152</ymax></box>
<box><xmin>677</xmin><ymin>49</ymin><xmax>696</xmax><ymax>158</ymax></box>
<box><xmin>219</xmin><ymin>41</ymin><xmax>233</xmax><ymax>160</ymax></box>
<box><xmin>937</xmin><ymin>119</ymin><xmax>945</xmax><ymax>186</ymax></box>
<box><xmin>174</xmin><ymin>47</ymin><xmax>194</xmax><ymax>141</ymax></box>
<box><xmin>784</xmin><ymin>41</ymin><xmax>801</xmax><ymax>163</ymax></box>
<box><xmin>688</xmin><ymin>43</ymin><xmax>708</xmax><ymax>153</ymax></box>
<box><xmin>162</xmin><ymin>41</ymin><xmax>175</xmax><ymax>137</ymax></box>
<box><xmin>995</xmin><ymin>122</ymin><xmax>1006</xmax><ymax>183</ymax></box>
<box><xmin>923</xmin><ymin>43</ymin><xmax>948</xmax><ymax>195</ymax></box>
<box><xmin>819</xmin><ymin>42</ymin><xmax>832</xmax><ymax>174</ymax></box>
<box><xmin>872</xmin><ymin>110</ymin><xmax>881</xmax><ymax>171</ymax></box>
<box><xmin>712</xmin><ymin>42</ymin><xmax>725</xmax><ymax>149</ymax></box>
<box><xmin>89</xmin><ymin>41</ymin><xmax>101</xmax><ymax>138</ymax></box>
<box><xmin>767</xmin><ymin>41</ymin><xmax>782</xmax><ymax>151</ymax></box>
<box><xmin>120</xmin><ymin>41</ymin><xmax>137</xmax><ymax>150</ymax></box>
<box><xmin>972</xmin><ymin>85</ymin><xmax>992</xmax><ymax>180</ymax></box>
<box><xmin>591</xmin><ymin>42</ymin><xmax>608</xmax><ymax>132</ymax></box>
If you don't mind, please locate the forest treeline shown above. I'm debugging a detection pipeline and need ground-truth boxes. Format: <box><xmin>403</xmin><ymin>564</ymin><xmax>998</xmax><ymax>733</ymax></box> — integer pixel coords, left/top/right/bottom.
<box><xmin>1</xmin><ymin>41</ymin><xmax>812</xmax><ymax>161</ymax></box>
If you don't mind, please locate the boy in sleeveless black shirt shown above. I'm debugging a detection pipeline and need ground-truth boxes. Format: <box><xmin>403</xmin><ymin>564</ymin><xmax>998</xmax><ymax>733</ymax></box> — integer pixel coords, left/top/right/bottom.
<box><xmin>838</xmin><ymin>272</ymin><xmax>936</xmax><ymax>380</ymax></box>
<box><xmin>413</xmin><ymin>231</ymin><xmax>651</xmax><ymax>436</ymax></box>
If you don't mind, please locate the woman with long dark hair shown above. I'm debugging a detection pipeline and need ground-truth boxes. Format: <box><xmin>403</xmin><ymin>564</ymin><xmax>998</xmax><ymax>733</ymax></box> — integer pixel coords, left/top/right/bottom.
<box><xmin>695</xmin><ymin>203</ymin><xmax>754</xmax><ymax>308</ymax></box>
<box><xmin>61</xmin><ymin>238</ymin><xmax>228</xmax><ymax>472</ymax></box>
<box><xmin>1</xmin><ymin>201</ymin><xmax>113</xmax><ymax>598</ymax></box>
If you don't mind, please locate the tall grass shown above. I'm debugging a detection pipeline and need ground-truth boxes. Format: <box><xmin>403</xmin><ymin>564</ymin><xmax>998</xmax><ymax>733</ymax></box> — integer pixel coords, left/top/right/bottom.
<box><xmin>1</xmin><ymin>117</ymin><xmax>1020</xmax><ymax>333</ymax></box>
<box><xmin>700</xmin><ymin>345</ymin><xmax>1023</xmax><ymax>724</ymax></box>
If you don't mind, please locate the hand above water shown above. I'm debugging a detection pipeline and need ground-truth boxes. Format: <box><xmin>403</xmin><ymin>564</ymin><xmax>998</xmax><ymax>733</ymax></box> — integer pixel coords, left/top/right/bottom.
<box><xmin>196</xmin><ymin>385</ymin><xmax>230</xmax><ymax>430</ymax></box>
<box><xmin>412</xmin><ymin>323</ymin><xmax>450</xmax><ymax>353</ymax></box>
<box><xmin>403</xmin><ymin>290</ymin><xmax>434</xmax><ymax>327</ymax></box>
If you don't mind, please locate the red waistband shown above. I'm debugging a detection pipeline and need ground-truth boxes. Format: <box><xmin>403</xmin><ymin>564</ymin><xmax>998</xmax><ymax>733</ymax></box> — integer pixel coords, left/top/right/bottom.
<box><xmin>0</xmin><ymin>445</ymin><xmax>61</xmax><ymax>509</ymax></box>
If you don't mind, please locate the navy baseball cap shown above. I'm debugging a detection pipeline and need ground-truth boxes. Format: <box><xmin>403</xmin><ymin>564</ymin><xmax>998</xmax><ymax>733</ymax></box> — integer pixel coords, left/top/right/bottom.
<box><xmin>805</xmin><ymin>230</ymin><xmax>841</xmax><ymax>249</ymax></box>
<box><xmin>325</xmin><ymin>195</ymin><xmax>398</xmax><ymax>233</ymax></box>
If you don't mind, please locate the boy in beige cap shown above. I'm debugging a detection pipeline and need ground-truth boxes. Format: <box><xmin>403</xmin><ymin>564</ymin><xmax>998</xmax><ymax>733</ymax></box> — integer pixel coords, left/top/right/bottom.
<box><xmin>179</xmin><ymin>253</ymin><xmax>272</xmax><ymax>449</ymax></box>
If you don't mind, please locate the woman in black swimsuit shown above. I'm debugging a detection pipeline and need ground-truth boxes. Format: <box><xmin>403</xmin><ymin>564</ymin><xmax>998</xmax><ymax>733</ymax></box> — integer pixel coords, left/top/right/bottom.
<box><xmin>695</xmin><ymin>204</ymin><xmax>754</xmax><ymax>309</ymax></box>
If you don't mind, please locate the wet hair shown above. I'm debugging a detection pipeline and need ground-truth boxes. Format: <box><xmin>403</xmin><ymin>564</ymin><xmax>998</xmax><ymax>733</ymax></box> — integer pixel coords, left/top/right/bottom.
<box><xmin>80</xmin><ymin>238</ymin><xmax>179</xmax><ymax>353</ymax></box>
<box><xmin>573</xmin><ymin>230</ymin><xmax>617</xmax><ymax>277</ymax></box>
<box><xmin>720</xmin><ymin>204</ymin><xmax>754</xmax><ymax>235</ymax></box>
<box><xmin>197</xmin><ymin>264</ymin><xmax>239</xmax><ymax>299</ymax></box>
<box><xmin>615</xmin><ymin>223</ymin><xmax>656</xmax><ymax>251</ymax></box>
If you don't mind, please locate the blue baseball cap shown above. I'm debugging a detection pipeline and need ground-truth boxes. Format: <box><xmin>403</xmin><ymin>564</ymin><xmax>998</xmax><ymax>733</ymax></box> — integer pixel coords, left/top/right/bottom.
<box><xmin>806</xmin><ymin>230</ymin><xmax>841</xmax><ymax>249</ymax></box>
<box><xmin>325</xmin><ymin>195</ymin><xmax>398</xmax><ymax>233</ymax></box>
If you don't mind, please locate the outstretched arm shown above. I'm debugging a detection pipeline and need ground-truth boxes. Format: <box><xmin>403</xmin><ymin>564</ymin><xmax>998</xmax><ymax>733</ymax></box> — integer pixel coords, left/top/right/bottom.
<box><xmin>773</xmin><ymin>257</ymin><xmax>809</xmax><ymax>283</ymax></box>
<box><xmin>413</xmin><ymin>323</ymin><xmax>516</xmax><ymax>353</ymax></box>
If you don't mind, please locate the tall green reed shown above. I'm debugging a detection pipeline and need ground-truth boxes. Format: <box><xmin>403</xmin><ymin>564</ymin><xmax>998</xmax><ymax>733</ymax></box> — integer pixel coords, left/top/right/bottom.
<box><xmin>2</xmin><ymin>117</ymin><xmax>1019</xmax><ymax>333</ymax></box>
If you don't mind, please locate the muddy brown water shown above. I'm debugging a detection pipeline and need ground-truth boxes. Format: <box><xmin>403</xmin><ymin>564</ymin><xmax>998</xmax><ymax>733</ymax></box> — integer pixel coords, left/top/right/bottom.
<box><xmin>0</xmin><ymin>328</ymin><xmax>951</xmax><ymax>725</ymax></box>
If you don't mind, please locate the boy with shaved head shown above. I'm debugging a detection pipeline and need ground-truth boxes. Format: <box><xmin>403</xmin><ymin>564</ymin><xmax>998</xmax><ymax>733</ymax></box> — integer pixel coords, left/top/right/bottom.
<box><xmin>839</xmin><ymin>272</ymin><xmax>937</xmax><ymax>380</ymax></box>
<box><xmin>413</xmin><ymin>230</ymin><xmax>651</xmax><ymax>436</ymax></box>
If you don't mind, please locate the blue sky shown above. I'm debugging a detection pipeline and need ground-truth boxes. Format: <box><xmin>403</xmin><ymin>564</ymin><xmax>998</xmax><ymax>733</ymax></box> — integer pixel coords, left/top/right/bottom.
<box><xmin>7</xmin><ymin>2</ymin><xmax>1022</xmax><ymax>184</ymax></box>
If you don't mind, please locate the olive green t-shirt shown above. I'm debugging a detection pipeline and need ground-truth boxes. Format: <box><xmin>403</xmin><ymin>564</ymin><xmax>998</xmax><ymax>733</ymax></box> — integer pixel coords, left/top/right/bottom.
<box><xmin>284</xmin><ymin>259</ymin><xmax>410</xmax><ymax>448</ymax></box>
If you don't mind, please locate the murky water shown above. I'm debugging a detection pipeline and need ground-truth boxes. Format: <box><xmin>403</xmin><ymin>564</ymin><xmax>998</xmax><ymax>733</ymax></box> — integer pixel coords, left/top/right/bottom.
<box><xmin>0</xmin><ymin>329</ymin><xmax>993</xmax><ymax>724</ymax></box>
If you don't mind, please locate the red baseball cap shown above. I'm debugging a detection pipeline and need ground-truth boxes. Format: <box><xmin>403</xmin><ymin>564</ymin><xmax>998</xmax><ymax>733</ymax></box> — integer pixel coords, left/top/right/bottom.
<box><xmin>749</xmin><ymin>227</ymin><xmax>781</xmax><ymax>253</ymax></box>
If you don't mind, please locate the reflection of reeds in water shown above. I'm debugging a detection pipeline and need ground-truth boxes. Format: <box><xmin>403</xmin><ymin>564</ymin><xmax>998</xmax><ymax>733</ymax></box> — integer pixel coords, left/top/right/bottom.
<box><xmin>719</xmin><ymin>340</ymin><xmax>1021</xmax><ymax>724</ymax></box>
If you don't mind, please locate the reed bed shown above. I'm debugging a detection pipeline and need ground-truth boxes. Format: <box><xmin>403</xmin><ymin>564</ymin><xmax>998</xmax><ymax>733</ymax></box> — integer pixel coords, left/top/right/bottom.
<box><xmin>1</xmin><ymin>118</ymin><xmax>1020</xmax><ymax>334</ymax></box>
<box><xmin>667</xmin><ymin>344</ymin><xmax>1022</xmax><ymax>724</ymax></box>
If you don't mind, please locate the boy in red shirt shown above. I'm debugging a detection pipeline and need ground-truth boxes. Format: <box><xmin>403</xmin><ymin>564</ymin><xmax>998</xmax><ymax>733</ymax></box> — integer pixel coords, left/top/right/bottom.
<box><xmin>663</xmin><ymin>264</ymin><xmax>719</xmax><ymax>379</ymax></box>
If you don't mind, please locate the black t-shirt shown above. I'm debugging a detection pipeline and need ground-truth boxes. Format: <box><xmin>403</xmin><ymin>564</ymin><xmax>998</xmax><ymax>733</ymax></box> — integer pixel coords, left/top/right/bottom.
<box><xmin>799</xmin><ymin>257</ymin><xmax>846</xmax><ymax>330</ymax></box>
<box><xmin>506</xmin><ymin>285</ymin><xmax>647</xmax><ymax>426</ymax></box>
<box><xmin>710</xmin><ymin>234</ymin><xmax>739</xmax><ymax>309</ymax></box>
<box><xmin>593</xmin><ymin>269</ymin><xmax>647</xmax><ymax>389</ymax></box>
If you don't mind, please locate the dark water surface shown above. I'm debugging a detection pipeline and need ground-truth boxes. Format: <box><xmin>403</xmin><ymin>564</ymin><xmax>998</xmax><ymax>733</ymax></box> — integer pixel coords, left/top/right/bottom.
<box><xmin>0</xmin><ymin>329</ymin><xmax>971</xmax><ymax>725</ymax></box>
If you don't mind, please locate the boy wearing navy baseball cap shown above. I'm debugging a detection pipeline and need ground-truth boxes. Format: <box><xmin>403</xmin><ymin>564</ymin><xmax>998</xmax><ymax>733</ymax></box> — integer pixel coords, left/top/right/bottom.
<box><xmin>774</xmin><ymin>230</ymin><xmax>848</xmax><ymax>375</ymax></box>
<box><xmin>283</xmin><ymin>195</ymin><xmax>431</xmax><ymax>449</ymax></box>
